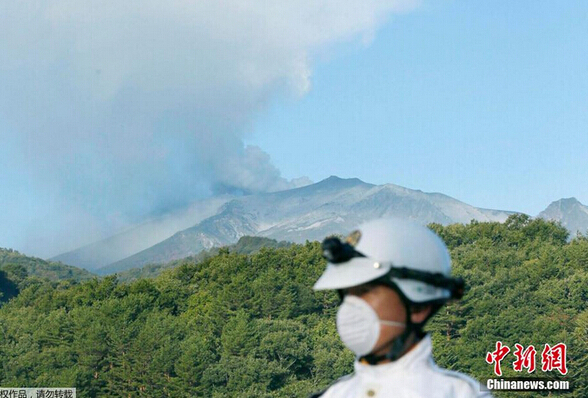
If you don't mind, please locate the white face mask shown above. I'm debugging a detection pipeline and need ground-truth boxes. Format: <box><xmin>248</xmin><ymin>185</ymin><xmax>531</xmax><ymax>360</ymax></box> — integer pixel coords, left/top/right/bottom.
<box><xmin>336</xmin><ymin>295</ymin><xmax>406</xmax><ymax>357</ymax></box>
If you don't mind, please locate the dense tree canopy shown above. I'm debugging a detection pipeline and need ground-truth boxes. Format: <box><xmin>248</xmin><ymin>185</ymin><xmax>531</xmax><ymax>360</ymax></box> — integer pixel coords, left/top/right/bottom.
<box><xmin>0</xmin><ymin>216</ymin><xmax>586</xmax><ymax>397</ymax></box>
<box><xmin>113</xmin><ymin>236</ymin><xmax>291</xmax><ymax>283</ymax></box>
<box><xmin>0</xmin><ymin>248</ymin><xmax>95</xmax><ymax>282</ymax></box>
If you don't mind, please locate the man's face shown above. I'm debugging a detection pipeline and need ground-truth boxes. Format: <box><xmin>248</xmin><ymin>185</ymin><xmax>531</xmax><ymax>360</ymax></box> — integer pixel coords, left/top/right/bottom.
<box><xmin>344</xmin><ymin>284</ymin><xmax>407</xmax><ymax>356</ymax></box>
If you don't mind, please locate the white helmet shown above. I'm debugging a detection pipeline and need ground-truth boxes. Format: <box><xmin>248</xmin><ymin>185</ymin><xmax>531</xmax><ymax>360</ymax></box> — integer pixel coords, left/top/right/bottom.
<box><xmin>313</xmin><ymin>218</ymin><xmax>463</xmax><ymax>303</ymax></box>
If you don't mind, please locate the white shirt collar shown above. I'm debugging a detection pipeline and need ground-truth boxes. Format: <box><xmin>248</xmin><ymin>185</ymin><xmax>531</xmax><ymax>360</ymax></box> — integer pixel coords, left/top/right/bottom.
<box><xmin>353</xmin><ymin>334</ymin><xmax>433</xmax><ymax>377</ymax></box>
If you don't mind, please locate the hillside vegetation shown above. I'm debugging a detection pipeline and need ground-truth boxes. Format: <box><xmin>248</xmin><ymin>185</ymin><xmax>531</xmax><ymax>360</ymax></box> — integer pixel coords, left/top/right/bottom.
<box><xmin>112</xmin><ymin>236</ymin><xmax>291</xmax><ymax>282</ymax></box>
<box><xmin>0</xmin><ymin>215</ymin><xmax>586</xmax><ymax>397</ymax></box>
<box><xmin>0</xmin><ymin>248</ymin><xmax>95</xmax><ymax>282</ymax></box>
<box><xmin>0</xmin><ymin>248</ymin><xmax>96</xmax><ymax>303</ymax></box>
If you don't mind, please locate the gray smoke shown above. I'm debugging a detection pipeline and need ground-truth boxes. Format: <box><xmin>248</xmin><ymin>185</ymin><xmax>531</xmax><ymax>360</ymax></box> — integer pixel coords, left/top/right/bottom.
<box><xmin>0</xmin><ymin>0</ymin><xmax>418</xmax><ymax>257</ymax></box>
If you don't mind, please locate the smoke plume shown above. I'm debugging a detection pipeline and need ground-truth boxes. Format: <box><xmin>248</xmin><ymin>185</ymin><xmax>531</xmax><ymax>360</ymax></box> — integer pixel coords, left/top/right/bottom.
<box><xmin>0</xmin><ymin>0</ymin><xmax>418</xmax><ymax>256</ymax></box>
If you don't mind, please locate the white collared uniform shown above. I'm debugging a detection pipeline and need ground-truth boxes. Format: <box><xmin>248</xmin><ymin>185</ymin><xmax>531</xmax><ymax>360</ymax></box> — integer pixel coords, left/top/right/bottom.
<box><xmin>320</xmin><ymin>335</ymin><xmax>492</xmax><ymax>398</ymax></box>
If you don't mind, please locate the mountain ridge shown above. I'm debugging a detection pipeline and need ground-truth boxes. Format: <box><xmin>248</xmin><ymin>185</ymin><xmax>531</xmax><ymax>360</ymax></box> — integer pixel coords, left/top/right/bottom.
<box><xmin>538</xmin><ymin>197</ymin><xmax>588</xmax><ymax>237</ymax></box>
<box><xmin>51</xmin><ymin>195</ymin><xmax>232</xmax><ymax>270</ymax></box>
<box><xmin>1</xmin><ymin>247</ymin><xmax>95</xmax><ymax>282</ymax></box>
<box><xmin>51</xmin><ymin>176</ymin><xmax>587</xmax><ymax>275</ymax></box>
<box><xmin>97</xmin><ymin>176</ymin><xmax>516</xmax><ymax>274</ymax></box>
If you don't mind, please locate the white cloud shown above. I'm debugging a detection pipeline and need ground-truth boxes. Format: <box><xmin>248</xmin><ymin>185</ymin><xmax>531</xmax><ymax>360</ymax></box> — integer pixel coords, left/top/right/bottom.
<box><xmin>0</xmin><ymin>0</ymin><xmax>419</xmax><ymax>256</ymax></box>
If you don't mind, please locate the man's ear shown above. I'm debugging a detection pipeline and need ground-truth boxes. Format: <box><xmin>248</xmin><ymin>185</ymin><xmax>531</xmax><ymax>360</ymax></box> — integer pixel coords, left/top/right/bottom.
<box><xmin>410</xmin><ymin>305</ymin><xmax>432</xmax><ymax>323</ymax></box>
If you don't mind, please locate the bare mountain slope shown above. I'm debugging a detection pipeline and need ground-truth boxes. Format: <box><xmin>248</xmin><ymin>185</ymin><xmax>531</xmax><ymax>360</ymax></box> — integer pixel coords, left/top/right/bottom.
<box><xmin>51</xmin><ymin>196</ymin><xmax>232</xmax><ymax>270</ymax></box>
<box><xmin>100</xmin><ymin>176</ymin><xmax>514</xmax><ymax>274</ymax></box>
<box><xmin>538</xmin><ymin>197</ymin><xmax>588</xmax><ymax>237</ymax></box>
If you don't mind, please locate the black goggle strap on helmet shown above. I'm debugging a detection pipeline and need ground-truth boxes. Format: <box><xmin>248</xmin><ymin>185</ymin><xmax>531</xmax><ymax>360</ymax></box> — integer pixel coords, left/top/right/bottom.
<box><xmin>386</xmin><ymin>266</ymin><xmax>465</xmax><ymax>300</ymax></box>
<box><xmin>321</xmin><ymin>236</ymin><xmax>365</xmax><ymax>264</ymax></box>
<box><xmin>321</xmin><ymin>237</ymin><xmax>465</xmax><ymax>300</ymax></box>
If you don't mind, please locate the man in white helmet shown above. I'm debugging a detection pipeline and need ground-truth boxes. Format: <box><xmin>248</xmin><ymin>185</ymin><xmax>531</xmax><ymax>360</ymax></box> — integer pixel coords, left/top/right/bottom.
<box><xmin>311</xmin><ymin>218</ymin><xmax>491</xmax><ymax>398</ymax></box>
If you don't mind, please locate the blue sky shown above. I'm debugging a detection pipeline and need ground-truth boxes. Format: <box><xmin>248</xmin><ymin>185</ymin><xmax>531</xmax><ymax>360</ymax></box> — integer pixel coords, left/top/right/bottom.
<box><xmin>1</xmin><ymin>0</ymin><xmax>587</xmax><ymax>257</ymax></box>
<box><xmin>249</xmin><ymin>0</ymin><xmax>588</xmax><ymax>215</ymax></box>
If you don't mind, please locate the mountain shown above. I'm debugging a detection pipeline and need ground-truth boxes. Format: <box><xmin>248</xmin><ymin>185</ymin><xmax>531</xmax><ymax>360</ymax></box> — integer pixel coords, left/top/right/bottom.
<box><xmin>113</xmin><ymin>236</ymin><xmax>291</xmax><ymax>282</ymax></box>
<box><xmin>538</xmin><ymin>197</ymin><xmax>588</xmax><ymax>237</ymax></box>
<box><xmin>51</xmin><ymin>195</ymin><xmax>232</xmax><ymax>270</ymax></box>
<box><xmin>0</xmin><ymin>248</ymin><xmax>95</xmax><ymax>282</ymax></box>
<box><xmin>99</xmin><ymin>176</ymin><xmax>515</xmax><ymax>274</ymax></box>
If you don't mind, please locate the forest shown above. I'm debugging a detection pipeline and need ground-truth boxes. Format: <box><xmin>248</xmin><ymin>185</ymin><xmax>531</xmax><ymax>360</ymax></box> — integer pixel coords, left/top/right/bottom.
<box><xmin>0</xmin><ymin>214</ymin><xmax>586</xmax><ymax>397</ymax></box>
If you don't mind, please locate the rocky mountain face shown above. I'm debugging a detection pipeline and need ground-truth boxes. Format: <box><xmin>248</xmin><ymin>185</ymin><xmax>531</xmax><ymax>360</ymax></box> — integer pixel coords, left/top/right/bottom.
<box><xmin>538</xmin><ymin>197</ymin><xmax>588</xmax><ymax>237</ymax></box>
<box><xmin>97</xmin><ymin>176</ymin><xmax>515</xmax><ymax>274</ymax></box>
<box><xmin>51</xmin><ymin>196</ymin><xmax>232</xmax><ymax>270</ymax></box>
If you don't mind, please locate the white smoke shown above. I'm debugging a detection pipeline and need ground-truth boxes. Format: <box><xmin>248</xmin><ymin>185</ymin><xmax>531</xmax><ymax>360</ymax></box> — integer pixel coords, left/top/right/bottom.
<box><xmin>0</xmin><ymin>0</ymin><xmax>419</xmax><ymax>256</ymax></box>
